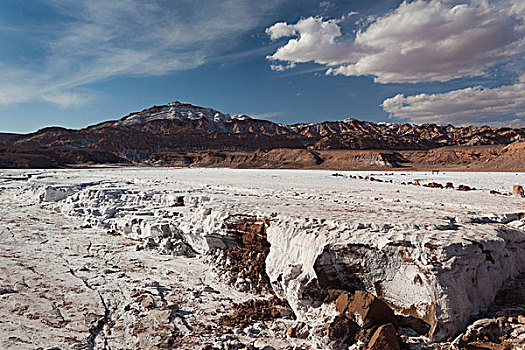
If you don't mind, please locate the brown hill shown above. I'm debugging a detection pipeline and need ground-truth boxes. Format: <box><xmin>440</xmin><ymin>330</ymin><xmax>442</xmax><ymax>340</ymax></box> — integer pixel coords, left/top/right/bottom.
<box><xmin>148</xmin><ymin>144</ymin><xmax>525</xmax><ymax>171</ymax></box>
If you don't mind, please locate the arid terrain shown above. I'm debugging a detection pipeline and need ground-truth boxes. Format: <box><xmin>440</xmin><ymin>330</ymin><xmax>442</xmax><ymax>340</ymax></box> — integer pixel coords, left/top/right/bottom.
<box><xmin>3</xmin><ymin>0</ymin><xmax>525</xmax><ymax>349</ymax></box>
<box><xmin>2</xmin><ymin>102</ymin><xmax>525</xmax><ymax>350</ymax></box>
<box><xmin>1</xmin><ymin>168</ymin><xmax>525</xmax><ymax>349</ymax></box>
<box><xmin>1</xmin><ymin>102</ymin><xmax>525</xmax><ymax>171</ymax></box>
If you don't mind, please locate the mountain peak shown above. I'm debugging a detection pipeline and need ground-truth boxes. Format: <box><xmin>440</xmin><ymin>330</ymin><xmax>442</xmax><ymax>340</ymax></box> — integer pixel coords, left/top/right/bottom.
<box><xmin>114</xmin><ymin>101</ymin><xmax>252</xmax><ymax>127</ymax></box>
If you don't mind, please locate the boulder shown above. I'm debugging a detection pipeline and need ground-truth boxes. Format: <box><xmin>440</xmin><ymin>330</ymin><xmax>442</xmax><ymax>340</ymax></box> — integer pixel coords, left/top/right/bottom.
<box><xmin>286</xmin><ymin>321</ymin><xmax>309</xmax><ymax>339</ymax></box>
<box><xmin>513</xmin><ymin>185</ymin><xmax>524</xmax><ymax>197</ymax></box>
<box><xmin>424</xmin><ymin>182</ymin><xmax>443</xmax><ymax>189</ymax></box>
<box><xmin>367</xmin><ymin>323</ymin><xmax>400</xmax><ymax>350</ymax></box>
<box><xmin>174</xmin><ymin>195</ymin><xmax>185</xmax><ymax>206</ymax></box>
<box><xmin>336</xmin><ymin>291</ymin><xmax>397</xmax><ymax>329</ymax></box>
<box><xmin>313</xmin><ymin>315</ymin><xmax>359</xmax><ymax>348</ymax></box>
<box><xmin>457</xmin><ymin>184</ymin><xmax>472</xmax><ymax>191</ymax></box>
<box><xmin>396</xmin><ymin>315</ymin><xmax>430</xmax><ymax>336</ymax></box>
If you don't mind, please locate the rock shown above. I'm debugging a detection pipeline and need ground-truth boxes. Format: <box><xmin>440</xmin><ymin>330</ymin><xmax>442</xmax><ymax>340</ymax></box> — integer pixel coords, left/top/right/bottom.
<box><xmin>40</xmin><ymin>186</ymin><xmax>77</xmax><ymax>202</ymax></box>
<box><xmin>174</xmin><ymin>196</ymin><xmax>185</xmax><ymax>206</ymax></box>
<box><xmin>286</xmin><ymin>327</ymin><xmax>294</xmax><ymax>338</ymax></box>
<box><xmin>460</xmin><ymin>317</ymin><xmax>511</xmax><ymax>343</ymax></box>
<box><xmin>270</xmin><ymin>305</ymin><xmax>294</xmax><ymax>318</ymax></box>
<box><xmin>220</xmin><ymin>296</ymin><xmax>294</xmax><ymax>328</ymax></box>
<box><xmin>513</xmin><ymin>185</ymin><xmax>524</xmax><ymax>197</ymax></box>
<box><xmin>330</xmin><ymin>315</ymin><xmax>359</xmax><ymax>340</ymax></box>
<box><xmin>367</xmin><ymin>323</ymin><xmax>400</xmax><ymax>350</ymax></box>
<box><xmin>423</xmin><ymin>182</ymin><xmax>443</xmax><ymax>189</ymax></box>
<box><xmin>0</xmin><ymin>288</ymin><xmax>17</xmax><ymax>295</ymax></box>
<box><xmin>136</xmin><ymin>294</ymin><xmax>156</xmax><ymax>309</ymax></box>
<box><xmin>336</xmin><ymin>291</ymin><xmax>397</xmax><ymax>329</ymax></box>
<box><xmin>286</xmin><ymin>322</ymin><xmax>309</xmax><ymax>339</ymax></box>
<box><xmin>396</xmin><ymin>315</ymin><xmax>430</xmax><ymax>336</ymax></box>
<box><xmin>313</xmin><ymin>315</ymin><xmax>359</xmax><ymax>349</ymax></box>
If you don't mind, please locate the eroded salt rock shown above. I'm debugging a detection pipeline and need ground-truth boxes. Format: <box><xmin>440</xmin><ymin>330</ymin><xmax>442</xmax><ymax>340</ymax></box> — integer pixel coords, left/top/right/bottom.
<box><xmin>265</xmin><ymin>217</ymin><xmax>525</xmax><ymax>341</ymax></box>
<box><xmin>40</xmin><ymin>185</ymin><xmax>78</xmax><ymax>202</ymax></box>
<box><xmin>26</xmin><ymin>170</ymin><xmax>525</xmax><ymax>346</ymax></box>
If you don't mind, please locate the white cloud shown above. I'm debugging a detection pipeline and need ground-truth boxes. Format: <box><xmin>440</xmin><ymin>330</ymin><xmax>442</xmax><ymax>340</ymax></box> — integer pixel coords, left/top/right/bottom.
<box><xmin>270</xmin><ymin>63</ymin><xmax>296</xmax><ymax>71</ymax></box>
<box><xmin>381</xmin><ymin>82</ymin><xmax>525</xmax><ymax>126</ymax></box>
<box><xmin>478</xmin><ymin>118</ymin><xmax>525</xmax><ymax>128</ymax></box>
<box><xmin>267</xmin><ymin>0</ymin><xmax>525</xmax><ymax>83</ymax></box>
<box><xmin>266</xmin><ymin>16</ymin><xmax>361</xmax><ymax>67</ymax></box>
<box><xmin>0</xmin><ymin>0</ymin><xmax>283</xmax><ymax>106</ymax></box>
<box><xmin>319</xmin><ymin>1</ymin><xmax>335</xmax><ymax>10</ymax></box>
<box><xmin>41</xmin><ymin>92</ymin><xmax>94</xmax><ymax>108</ymax></box>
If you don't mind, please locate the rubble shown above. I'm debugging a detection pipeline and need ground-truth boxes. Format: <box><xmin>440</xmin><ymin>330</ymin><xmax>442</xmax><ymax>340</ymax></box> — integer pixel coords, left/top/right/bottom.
<box><xmin>219</xmin><ymin>296</ymin><xmax>294</xmax><ymax>328</ymax></box>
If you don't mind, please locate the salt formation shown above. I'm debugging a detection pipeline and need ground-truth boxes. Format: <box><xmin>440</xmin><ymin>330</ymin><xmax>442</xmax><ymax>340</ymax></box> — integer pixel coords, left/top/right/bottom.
<box><xmin>3</xmin><ymin>168</ymin><xmax>525</xmax><ymax>349</ymax></box>
<box><xmin>266</xmin><ymin>214</ymin><xmax>525</xmax><ymax>340</ymax></box>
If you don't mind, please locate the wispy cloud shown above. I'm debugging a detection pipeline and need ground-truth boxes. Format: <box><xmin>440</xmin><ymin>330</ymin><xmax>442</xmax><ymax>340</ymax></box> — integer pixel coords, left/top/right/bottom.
<box><xmin>251</xmin><ymin>111</ymin><xmax>282</xmax><ymax>119</ymax></box>
<box><xmin>41</xmin><ymin>92</ymin><xmax>95</xmax><ymax>108</ymax></box>
<box><xmin>266</xmin><ymin>0</ymin><xmax>525</xmax><ymax>83</ymax></box>
<box><xmin>0</xmin><ymin>0</ymin><xmax>283</xmax><ymax>107</ymax></box>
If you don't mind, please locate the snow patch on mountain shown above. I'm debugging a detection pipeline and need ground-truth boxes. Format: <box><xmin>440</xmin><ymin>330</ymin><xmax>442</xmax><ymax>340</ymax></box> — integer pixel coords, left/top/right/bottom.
<box><xmin>116</xmin><ymin>101</ymin><xmax>250</xmax><ymax>126</ymax></box>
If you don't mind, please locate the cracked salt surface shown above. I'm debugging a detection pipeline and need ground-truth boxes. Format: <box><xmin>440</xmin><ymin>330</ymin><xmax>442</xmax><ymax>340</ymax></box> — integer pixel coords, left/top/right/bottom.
<box><xmin>1</xmin><ymin>168</ymin><xmax>525</xmax><ymax>349</ymax></box>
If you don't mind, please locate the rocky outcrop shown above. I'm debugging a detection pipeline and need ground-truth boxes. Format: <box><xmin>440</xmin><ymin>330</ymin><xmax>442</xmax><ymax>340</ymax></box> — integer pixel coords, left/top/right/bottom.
<box><xmin>265</xmin><ymin>215</ymin><xmax>525</xmax><ymax>342</ymax></box>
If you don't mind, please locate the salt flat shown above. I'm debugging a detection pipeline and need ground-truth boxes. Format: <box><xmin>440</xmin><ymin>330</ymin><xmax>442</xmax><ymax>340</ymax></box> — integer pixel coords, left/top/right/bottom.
<box><xmin>1</xmin><ymin>168</ymin><xmax>524</xmax><ymax>349</ymax></box>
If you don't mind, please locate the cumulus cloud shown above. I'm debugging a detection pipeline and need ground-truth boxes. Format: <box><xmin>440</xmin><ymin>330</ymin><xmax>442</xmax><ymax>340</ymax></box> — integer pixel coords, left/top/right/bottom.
<box><xmin>267</xmin><ymin>0</ymin><xmax>525</xmax><ymax>83</ymax></box>
<box><xmin>381</xmin><ymin>82</ymin><xmax>525</xmax><ymax>126</ymax></box>
<box><xmin>0</xmin><ymin>0</ymin><xmax>283</xmax><ymax>106</ymax></box>
<box><xmin>266</xmin><ymin>17</ymin><xmax>361</xmax><ymax>69</ymax></box>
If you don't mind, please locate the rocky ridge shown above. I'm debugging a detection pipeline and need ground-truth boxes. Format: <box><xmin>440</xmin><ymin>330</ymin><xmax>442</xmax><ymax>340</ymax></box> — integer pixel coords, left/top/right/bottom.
<box><xmin>2</xmin><ymin>101</ymin><xmax>525</xmax><ymax>167</ymax></box>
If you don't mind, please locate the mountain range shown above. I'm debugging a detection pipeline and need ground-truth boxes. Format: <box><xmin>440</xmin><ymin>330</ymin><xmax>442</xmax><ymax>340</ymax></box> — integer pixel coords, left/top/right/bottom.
<box><xmin>1</xmin><ymin>101</ymin><xmax>524</xmax><ymax>170</ymax></box>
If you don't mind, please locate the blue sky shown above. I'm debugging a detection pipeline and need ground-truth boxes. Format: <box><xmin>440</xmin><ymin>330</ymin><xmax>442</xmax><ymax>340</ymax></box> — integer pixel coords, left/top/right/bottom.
<box><xmin>0</xmin><ymin>0</ymin><xmax>524</xmax><ymax>133</ymax></box>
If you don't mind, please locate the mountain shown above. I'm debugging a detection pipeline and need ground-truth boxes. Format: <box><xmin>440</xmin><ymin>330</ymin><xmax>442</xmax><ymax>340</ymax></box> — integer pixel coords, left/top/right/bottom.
<box><xmin>2</xmin><ymin>101</ymin><xmax>525</xmax><ymax>169</ymax></box>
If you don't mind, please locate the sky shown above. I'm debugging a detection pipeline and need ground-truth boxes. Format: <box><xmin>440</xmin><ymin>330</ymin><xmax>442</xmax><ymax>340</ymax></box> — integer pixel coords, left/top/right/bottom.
<box><xmin>0</xmin><ymin>0</ymin><xmax>524</xmax><ymax>133</ymax></box>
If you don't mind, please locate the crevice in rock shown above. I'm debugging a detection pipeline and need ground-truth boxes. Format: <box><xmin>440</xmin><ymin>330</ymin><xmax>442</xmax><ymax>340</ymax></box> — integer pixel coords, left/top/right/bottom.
<box><xmin>59</xmin><ymin>256</ymin><xmax>112</xmax><ymax>349</ymax></box>
<box><xmin>87</xmin><ymin>290</ymin><xmax>111</xmax><ymax>350</ymax></box>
